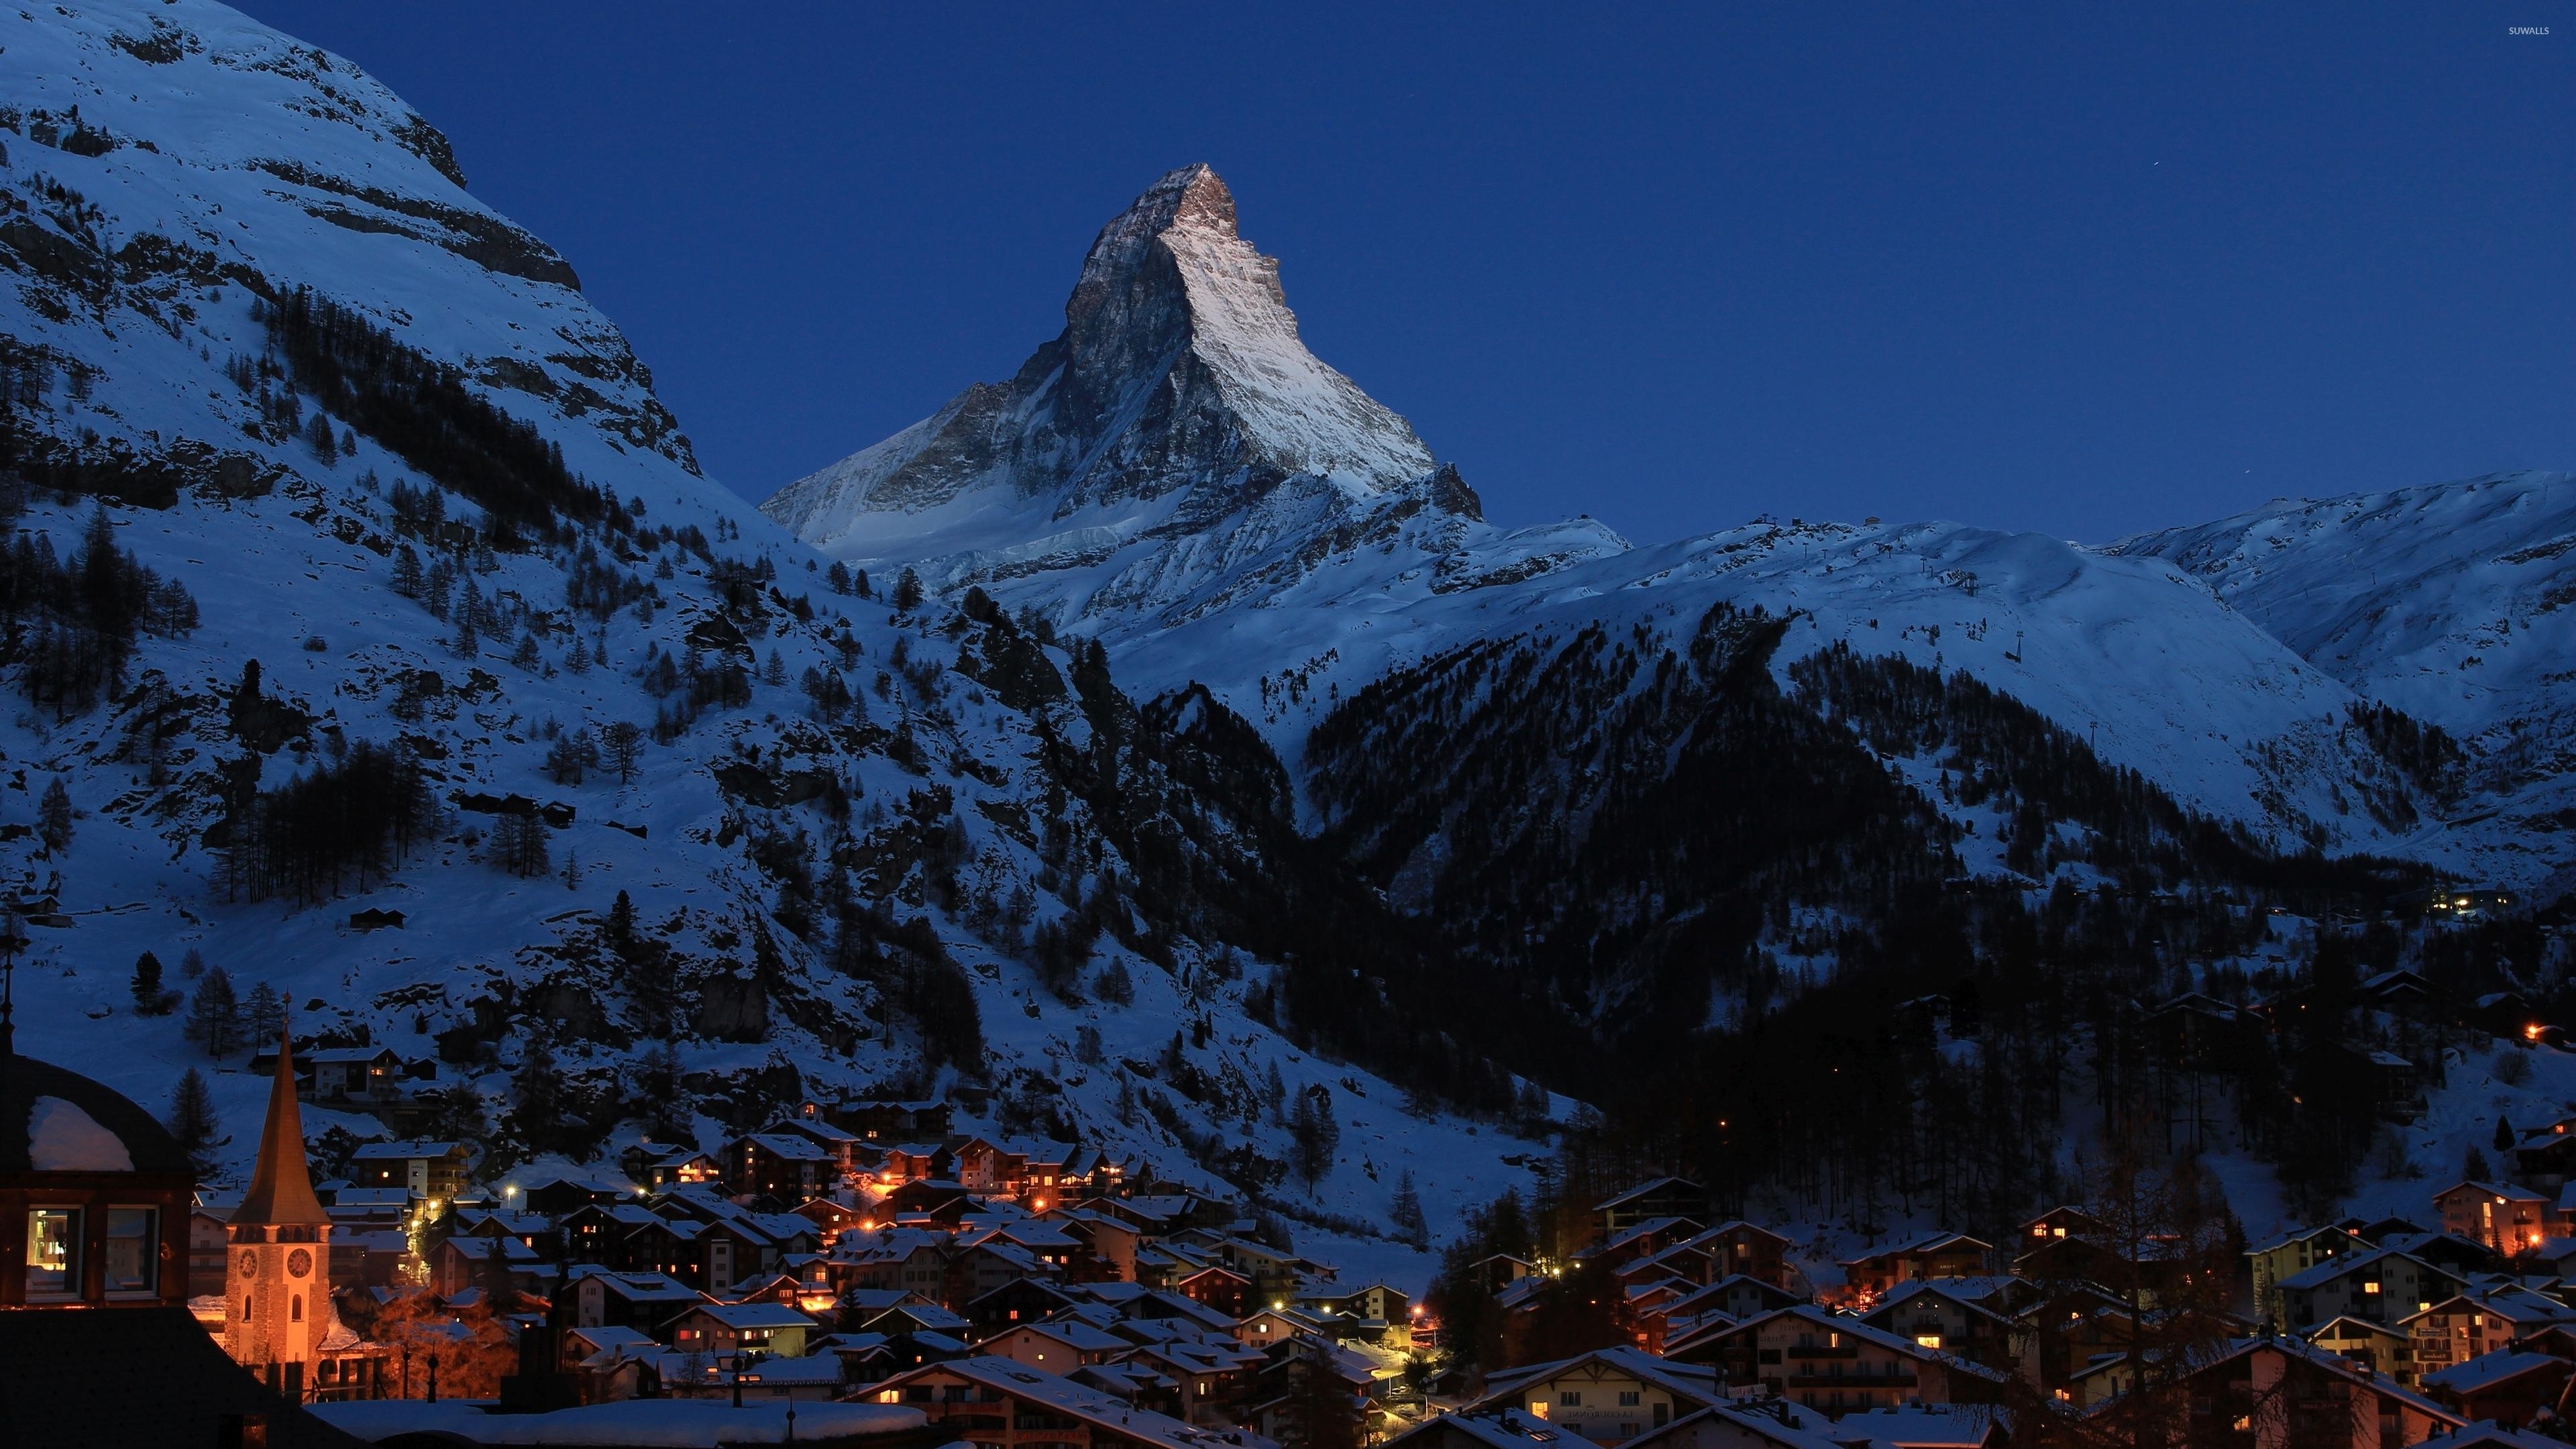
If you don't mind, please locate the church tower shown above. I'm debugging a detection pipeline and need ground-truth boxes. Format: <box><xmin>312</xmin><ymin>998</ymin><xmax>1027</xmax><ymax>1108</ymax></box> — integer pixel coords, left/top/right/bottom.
<box><xmin>225</xmin><ymin>1026</ymin><xmax>333</xmax><ymax>1396</ymax></box>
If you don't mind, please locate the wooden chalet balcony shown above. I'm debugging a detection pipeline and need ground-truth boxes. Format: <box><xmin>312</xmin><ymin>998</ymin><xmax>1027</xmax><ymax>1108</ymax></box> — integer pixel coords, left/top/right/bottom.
<box><xmin>1782</xmin><ymin>1344</ymin><xmax>1861</xmax><ymax>1359</ymax></box>
<box><xmin>1785</xmin><ymin>1370</ymin><xmax>1917</xmax><ymax>1389</ymax></box>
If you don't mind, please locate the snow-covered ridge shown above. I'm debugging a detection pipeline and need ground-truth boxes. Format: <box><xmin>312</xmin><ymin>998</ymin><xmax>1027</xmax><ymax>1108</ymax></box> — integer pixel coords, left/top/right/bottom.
<box><xmin>763</xmin><ymin>165</ymin><xmax>1482</xmax><ymax>623</ymax></box>
<box><xmin>0</xmin><ymin>0</ymin><xmax>1542</xmax><ymax>1283</ymax></box>
<box><xmin>778</xmin><ymin>168</ymin><xmax>2567</xmax><ymax>885</ymax></box>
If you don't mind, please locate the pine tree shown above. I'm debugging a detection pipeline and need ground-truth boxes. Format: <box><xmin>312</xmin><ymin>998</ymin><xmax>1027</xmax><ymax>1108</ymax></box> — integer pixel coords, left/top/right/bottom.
<box><xmin>600</xmin><ymin>721</ymin><xmax>645</xmax><ymax>784</ymax></box>
<box><xmin>639</xmin><ymin>1038</ymin><xmax>690</xmax><ymax>1142</ymax></box>
<box><xmin>182</xmin><ymin>967</ymin><xmax>242</xmax><ymax>1057</ymax></box>
<box><xmin>36</xmin><ymin>777</ymin><xmax>72</xmax><ymax>853</ymax></box>
<box><xmin>826</xmin><ymin>561</ymin><xmax>852</xmax><ymax>596</ymax></box>
<box><xmin>304</xmin><ymin>410</ymin><xmax>338</xmax><ymax>464</ymax></box>
<box><xmin>179</xmin><ymin>946</ymin><xmax>206</xmax><ymax>980</ymax></box>
<box><xmin>490</xmin><ymin>813</ymin><xmax>550</xmax><ymax>877</ymax></box>
<box><xmin>1266</xmin><ymin>1062</ymin><xmax>1290</xmax><ymax>1126</ymax></box>
<box><xmin>512</xmin><ymin>1032</ymin><xmax>564</xmax><ymax>1153</ymax></box>
<box><xmin>892</xmin><ymin>567</ymin><xmax>924</xmax><ymax>613</ymax></box>
<box><xmin>763</xmin><ymin>649</ymin><xmax>787</xmax><ymax>687</ymax></box>
<box><xmin>129</xmin><ymin>951</ymin><xmax>171</xmax><ymax>1015</ymax></box>
<box><xmin>2497</xmin><ymin>1117</ymin><xmax>2516</xmax><ymax>1152</ymax></box>
<box><xmin>246</xmin><ymin>980</ymin><xmax>285</xmax><ymax>1045</ymax></box>
<box><xmin>2465</xmin><ymin>1144</ymin><xmax>2493</xmax><ymax>1183</ymax></box>
<box><xmin>1291</xmin><ymin>1085</ymin><xmax>1340</xmax><ymax>1186</ymax></box>
<box><xmin>1390</xmin><ymin>1169</ymin><xmax>1429</xmax><ymax>1250</ymax></box>
<box><xmin>166</xmin><ymin>1067</ymin><xmax>220</xmax><ymax>1180</ymax></box>
<box><xmin>606</xmin><ymin>889</ymin><xmax>637</xmax><ymax>947</ymax></box>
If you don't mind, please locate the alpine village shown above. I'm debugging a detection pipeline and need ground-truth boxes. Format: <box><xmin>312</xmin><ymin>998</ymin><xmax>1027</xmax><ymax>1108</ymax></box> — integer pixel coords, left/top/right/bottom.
<box><xmin>7</xmin><ymin>1</ymin><xmax>2576</xmax><ymax>1448</ymax></box>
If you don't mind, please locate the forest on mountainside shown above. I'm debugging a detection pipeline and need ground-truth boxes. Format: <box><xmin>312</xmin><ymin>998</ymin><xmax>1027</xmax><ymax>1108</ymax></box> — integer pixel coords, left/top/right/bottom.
<box><xmin>1295</xmin><ymin>600</ymin><xmax>2524</xmax><ymax>1239</ymax></box>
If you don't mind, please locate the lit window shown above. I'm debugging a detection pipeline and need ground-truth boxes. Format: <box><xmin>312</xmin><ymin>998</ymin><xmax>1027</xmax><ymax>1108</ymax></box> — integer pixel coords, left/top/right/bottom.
<box><xmin>2362</xmin><ymin>1282</ymin><xmax>2381</xmax><ymax>1295</ymax></box>
<box><xmin>1916</xmin><ymin>1335</ymin><xmax>1942</xmax><ymax>1349</ymax></box>
<box><xmin>25</xmin><ymin>1209</ymin><xmax>79</xmax><ymax>1297</ymax></box>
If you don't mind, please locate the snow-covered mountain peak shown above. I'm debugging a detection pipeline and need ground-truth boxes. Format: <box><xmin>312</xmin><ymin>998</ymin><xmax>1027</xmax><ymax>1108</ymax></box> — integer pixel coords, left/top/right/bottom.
<box><xmin>763</xmin><ymin>166</ymin><xmax>1470</xmax><ymax>624</ymax></box>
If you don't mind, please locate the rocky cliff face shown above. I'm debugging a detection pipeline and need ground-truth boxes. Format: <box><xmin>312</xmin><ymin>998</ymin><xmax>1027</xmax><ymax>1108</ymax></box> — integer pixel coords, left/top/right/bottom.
<box><xmin>763</xmin><ymin>166</ymin><xmax>1515</xmax><ymax>628</ymax></box>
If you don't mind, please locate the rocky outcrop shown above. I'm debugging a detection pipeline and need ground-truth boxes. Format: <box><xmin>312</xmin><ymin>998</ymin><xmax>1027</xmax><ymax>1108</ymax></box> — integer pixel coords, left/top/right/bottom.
<box><xmin>764</xmin><ymin>166</ymin><xmax>1488</xmax><ymax>625</ymax></box>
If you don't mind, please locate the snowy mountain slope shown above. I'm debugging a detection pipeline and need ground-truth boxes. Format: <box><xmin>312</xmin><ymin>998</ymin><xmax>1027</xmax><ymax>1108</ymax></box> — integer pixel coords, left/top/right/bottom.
<box><xmin>2114</xmin><ymin>473</ymin><xmax>2576</xmax><ymax>885</ymax></box>
<box><xmin>764</xmin><ymin>165</ymin><xmax>1585</xmax><ymax>629</ymax></box>
<box><xmin>771</xmin><ymin>168</ymin><xmax>2450</xmax><ymax>864</ymax></box>
<box><xmin>0</xmin><ymin>0</ymin><xmax>1546</xmax><ymax>1282</ymax></box>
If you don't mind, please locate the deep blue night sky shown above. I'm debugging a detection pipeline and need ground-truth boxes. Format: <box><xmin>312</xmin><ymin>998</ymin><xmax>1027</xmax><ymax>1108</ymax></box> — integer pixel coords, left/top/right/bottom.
<box><xmin>235</xmin><ymin>3</ymin><xmax>2571</xmax><ymax>545</ymax></box>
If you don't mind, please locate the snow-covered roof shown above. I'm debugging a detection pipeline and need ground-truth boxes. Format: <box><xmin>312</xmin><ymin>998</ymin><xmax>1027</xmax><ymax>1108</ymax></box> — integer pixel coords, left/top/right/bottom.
<box><xmin>2420</xmin><ymin>1349</ymin><xmax>2569</xmax><ymax>1395</ymax></box>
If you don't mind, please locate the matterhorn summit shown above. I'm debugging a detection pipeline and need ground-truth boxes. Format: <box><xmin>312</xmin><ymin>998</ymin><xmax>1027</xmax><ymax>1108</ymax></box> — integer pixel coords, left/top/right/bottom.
<box><xmin>766</xmin><ymin>165</ymin><xmax>1507</xmax><ymax>627</ymax></box>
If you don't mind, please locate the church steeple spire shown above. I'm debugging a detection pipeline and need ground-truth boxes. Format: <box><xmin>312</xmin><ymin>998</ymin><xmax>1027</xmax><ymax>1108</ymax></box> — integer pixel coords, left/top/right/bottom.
<box><xmin>233</xmin><ymin>1021</ymin><xmax>328</xmax><ymax>1228</ymax></box>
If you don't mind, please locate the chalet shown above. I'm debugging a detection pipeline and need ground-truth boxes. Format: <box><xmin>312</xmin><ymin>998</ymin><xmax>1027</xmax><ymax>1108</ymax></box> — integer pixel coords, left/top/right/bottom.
<box><xmin>1858</xmin><ymin>1281</ymin><xmax>2015</xmax><ymax>1369</ymax></box>
<box><xmin>565</xmin><ymin>1266</ymin><xmax>706</xmax><ymax>1332</ymax></box>
<box><xmin>863</xmin><ymin>1354</ymin><xmax>1228</xmax><ymax>1449</ymax></box>
<box><xmin>1836</xmin><ymin>1232</ymin><xmax>1992</xmax><ymax>1303</ymax></box>
<box><xmin>881</xmin><ymin>1177</ymin><xmax>975</xmax><ymax>1220</ymax></box>
<box><xmin>2248</xmin><ymin>1224</ymin><xmax>2363</xmax><ymax>1327</ymax></box>
<box><xmin>1667</xmin><ymin>1274</ymin><xmax>1803</xmax><ymax>1326</ymax></box>
<box><xmin>621</xmin><ymin>1141</ymin><xmax>723</xmax><ymax>1189</ymax></box>
<box><xmin>2419</xmin><ymin>1350</ymin><xmax>2573</xmax><ymax>1428</ymax></box>
<box><xmin>2373</xmin><ymin>1051</ymin><xmax>2427</xmax><ymax>1123</ymax></box>
<box><xmin>665</xmin><ymin>1301</ymin><xmax>817</xmax><ymax>1360</ymax></box>
<box><xmin>1835</xmin><ymin>1404</ymin><xmax>2006</xmax><ymax>1449</ymax></box>
<box><xmin>2512</xmin><ymin>1120</ymin><xmax>2576</xmax><ymax>1191</ymax></box>
<box><xmin>2352</xmin><ymin>1216</ymin><xmax>2435</xmax><ymax>1246</ymax></box>
<box><xmin>2012</xmin><ymin>1290</ymin><xmax>2139</xmax><ymax>1393</ymax></box>
<box><xmin>1176</xmin><ymin>1265</ymin><xmax>1252</xmax><ymax>1319</ymax></box>
<box><xmin>2277</xmin><ymin>1248</ymin><xmax>2465</xmax><ymax>1330</ymax></box>
<box><xmin>823</xmin><ymin>1328</ymin><xmax>975</xmax><ymax>1382</ymax></box>
<box><xmin>1046</xmin><ymin>1210</ymin><xmax>1142</xmax><ymax>1283</ymax></box>
<box><xmin>1473</xmin><ymin>1254</ymin><xmax>1540</xmax><ymax>1295</ymax></box>
<box><xmin>2019</xmin><ymin>1205</ymin><xmax>2109</xmax><ymax>1243</ymax></box>
<box><xmin>987</xmin><ymin>1318</ymin><xmax>1131</xmax><ymax>1374</ymax></box>
<box><xmin>948</xmin><ymin>1239</ymin><xmax>1053</xmax><ymax>1309</ymax></box>
<box><xmin>561</xmin><ymin>1201</ymin><xmax>659</xmax><ymax>1268</ymax></box>
<box><xmin>2306</xmin><ymin>1315</ymin><xmax>2416</xmax><ymax>1383</ymax></box>
<box><xmin>2435</xmin><ymin>1182</ymin><xmax>2553</xmax><ymax>1255</ymax></box>
<box><xmin>1667</xmin><ymin>1305</ymin><xmax>2009</xmax><ymax>1415</ymax></box>
<box><xmin>1381</xmin><ymin>1407</ymin><xmax>1579</xmax><ymax>1449</ymax></box>
<box><xmin>818</xmin><ymin>1097</ymin><xmax>952</xmax><ymax>1142</ymax></box>
<box><xmin>519</xmin><ymin>1177</ymin><xmax>626</xmax><ymax>1216</ymax></box>
<box><xmin>347</xmin><ymin>1140</ymin><xmax>468</xmax><ymax>1203</ymax></box>
<box><xmin>1685</xmin><ymin>1222</ymin><xmax>1795</xmax><ymax>1290</ymax></box>
<box><xmin>1305</xmin><ymin>1280</ymin><xmax>1409</xmax><ymax>1327</ymax></box>
<box><xmin>2359</xmin><ymin>969</ymin><xmax>2437</xmax><ymax>1010</ymax></box>
<box><xmin>1598</xmin><ymin>1179</ymin><xmax>1709</xmax><ymax>1239</ymax></box>
<box><xmin>1122</xmin><ymin>1338</ymin><xmax>1262</xmax><ymax>1428</ymax></box>
<box><xmin>762</xmin><ymin>1114</ymin><xmax>862</xmax><ymax>1175</ymax></box>
<box><xmin>969</xmin><ymin>1277</ymin><xmax>1085</xmax><ymax>1339</ymax></box>
<box><xmin>625</xmin><ymin>1216</ymin><xmax>710</xmax><ymax>1287</ymax></box>
<box><xmin>2403</xmin><ymin>1289</ymin><xmax>2576</xmax><ymax>1375</ymax></box>
<box><xmin>1468</xmin><ymin>1345</ymin><xmax>1728</xmax><ymax>1440</ymax></box>
<box><xmin>1609</xmin><ymin>1400</ymin><xmax>1849</xmax><ymax>1449</ymax></box>
<box><xmin>2071</xmin><ymin>1335</ymin><xmax>2461</xmax><ymax>1448</ymax></box>
<box><xmin>429</xmin><ymin>1234</ymin><xmax>547</xmax><ymax>1297</ymax></box>
<box><xmin>2380</xmin><ymin>1232</ymin><xmax>2500</xmax><ymax>1277</ymax></box>
<box><xmin>303</xmin><ymin>1047</ymin><xmax>407</xmax><ymax>1105</ymax></box>
<box><xmin>1582</xmin><ymin>1218</ymin><xmax>1708</xmax><ymax>1272</ymax></box>
<box><xmin>727</xmin><ymin>1131</ymin><xmax>835</xmax><ymax>1201</ymax></box>
<box><xmin>861</xmin><ymin>1299</ymin><xmax>976</xmax><ymax>1340</ymax></box>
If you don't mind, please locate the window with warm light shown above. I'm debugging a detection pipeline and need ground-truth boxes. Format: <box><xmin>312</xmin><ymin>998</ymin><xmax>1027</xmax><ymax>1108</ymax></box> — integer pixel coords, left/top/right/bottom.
<box><xmin>1916</xmin><ymin>1334</ymin><xmax>1941</xmax><ymax>1348</ymax></box>
<box><xmin>25</xmin><ymin>1208</ymin><xmax>79</xmax><ymax>1297</ymax></box>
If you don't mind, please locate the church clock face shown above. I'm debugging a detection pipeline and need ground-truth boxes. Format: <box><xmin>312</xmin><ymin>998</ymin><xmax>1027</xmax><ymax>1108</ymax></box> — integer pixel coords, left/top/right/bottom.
<box><xmin>239</xmin><ymin>1251</ymin><xmax>258</xmax><ymax>1277</ymax></box>
<box><xmin>287</xmin><ymin>1248</ymin><xmax>313</xmax><ymax>1279</ymax></box>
